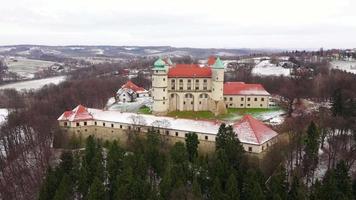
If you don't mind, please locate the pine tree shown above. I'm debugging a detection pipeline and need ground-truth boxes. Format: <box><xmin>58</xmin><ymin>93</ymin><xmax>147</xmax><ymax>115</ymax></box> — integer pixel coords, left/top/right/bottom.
<box><xmin>87</xmin><ymin>177</ymin><xmax>105</xmax><ymax>200</ymax></box>
<box><xmin>335</xmin><ymin>160</ymin><xmax>353</xmax><ymax>199</ymax></box>
<box><xmin>185</xmin><ymin>132</ymin><xmax>200</xmax><ymax>162</ymax></box>
<box><xmin>268</xmin><ymin>165</ymin><xmax>288</xmax><ymax>200</ymax></box>
<box><xmin>38</xmin><ymin>167</ymin><xmax>60</xmax><ymax>200</ymax></box>
<box><xmin>211</xmin><ymin>177</ymin><xmax>224</xmax><ymax>200</ymax></box>
<box><xmin>226</xmin><ymin>173</ymin><xmax>239</xmax><ymax>200</ymax></box>
<box><xmin>53</xmin><ymin>174</ymin><xmax>72</xmax><ymax>200</ymax></box>
<box><xmin>303</xmin><ymin>121</ymin><xmax>320</xmax><ymax>180</ymax></box>
<box><xmin>107</xmin><ymin>140</ymin><xmax>124</xmax><ymax>199</ymax></box>
<box><xmin>242</xmin><ymin>170</ymin><xmax>265</xmax><ymax>200</ymax></box>
<box><xmin>288</xmin><ymin>175</ymin><xmax>305</xmax><ymax>200</ymax></box>
<box><xmin>192</xmin><ymin>176</ymin><xmax>202</xmax><ymax>200</ymax></box>
<box><xmin>332</xmin><ymin>88</ymin><xmax>344</xmax><ymax>116</ymax></box>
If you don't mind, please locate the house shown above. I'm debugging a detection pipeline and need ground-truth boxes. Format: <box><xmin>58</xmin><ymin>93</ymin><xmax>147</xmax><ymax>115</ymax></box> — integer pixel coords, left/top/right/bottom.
<box><xmin>151</xmin><ymin>56</ymin><xmax>271</xmax><ymax>115</ymax></box>
<box><xmin>116</xmin><ymin>80</ymin><xmax>149</xmax><ymax>102</ymax></box>
<box><xmin>58</xmin><ymin>105</ymin><xmax>279</xmax><ymax>154</ymax></box>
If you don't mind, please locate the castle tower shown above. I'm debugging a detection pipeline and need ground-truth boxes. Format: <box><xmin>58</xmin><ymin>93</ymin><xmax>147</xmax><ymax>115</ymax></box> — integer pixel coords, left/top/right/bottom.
<box><xmin>152</xmin><ymin>58</ymin><xmax>169</xmax><ymax>115</ymax></box>
<box><xmin>211</xmin><ymin>57</ymin><xmax>224</xmax><ymax>101</ymax></box>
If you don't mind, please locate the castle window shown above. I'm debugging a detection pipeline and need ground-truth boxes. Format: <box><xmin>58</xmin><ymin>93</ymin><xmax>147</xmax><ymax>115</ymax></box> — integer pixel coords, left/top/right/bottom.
<box><xmin>248</xmin><ymin>147</ymin><xmax>252</xmax><ymax>152</ymax></box>
<box><xmin>224</xmin><ymin>97</ymin><xmax>227</xmax><ymax>101</ymax></box>
<box><xmin>247</xmin><ymin>97</ymin><xmax>250</xmax><ymax>101</ymax></box>
<box><xmin>76</xmin><ymin>122</ymin><xmax>80</xmax><ymax>127</ymax></box>
<box><xmin>241</xmin><ymin>97</ymin><xmax>244</xmax><ymax>101</ymax></box>
<box><xmin>94</xmin><ymin>121</ymin><xmax>97</xmax><ymax>125</ymax></box>
<box><xmin>163</xmin><ymin>88</ymin><xmax>165</xmax><ymax>92</ymax></box>
<box><xmin>85</xmin><ymin>129</ymin><xmax>87</xmax><ymax>132</ymax></box>
<box><xmin>163</xmin><ymin>97</ymin><xmax>165</xmax><ymax>100</ymax></box>
<box><xmin>188</xmin><ymin>79</ymin><xmax>191</xmax><ymax>83</ymax></box>
<box><xmin>195</xmin><ymin>86</ymin><xmax>199</xmax><ymax>90</ymax></box>
<box><xmin>199</xmin><ymin>101</ymin><xmax>201</xmax><ymax>104</ymax></box>
<box><xmin>171</xmin><ymin>94</ymin><xmax>174</xmax><ymax>98</ymax></box>
<box><xmin>205</xmin><ymin>136</ymin><xmax>208</xmax><ymax>140</ymax></box>
<box><xmin>262</xmin><ymin>146</ymin><xmax>264</xmax><ymax>151</ymax></box>
<box><xmin>137</xmin><ymin>127</ymin><xmax>141</xmax><ymax>131</ymax></box>
<box><xmin>191</xmin><ymin>101</ymin><xmax>193</xmax><ymax>105</ymax></box>
<box><xmin>128</xmin><ymin>126</ymin><xmax>131</xmax><ymax>130</ymax></box>
<box><xmin>196</xmin><ymin>79</ymin><xmax>199</xmax><ymax>83</ymax></box>
<box><xmin>261</xmin><ymin>98</ymin><xmax>264</xmax><ymax>101</ymax></box>
<box><xmin>188</xmin><ymin>87</ymin><xmax>191</xmax><ymax>90</ymax></box>
<box><xmin>260</xmin><ymin>104</ymin><xmax>263</xmax><ymax>107</ymax></box>
<box><xmin>179</xmin><ymin>87</ymin><xmax>183</xmax><ymax>90</ymax></box>
<box><xmin>172</xmin><ymin>79</ymin><xmax>175</xmax><ymax>83</ymax></box>
<box><xmin>123</xmin><ymin>94</ymin><xmax>125</xmax><ymax>96</ymax></box>
<box><xmin>204</xmin><ymin>79</ymin><xmax>207</xmax><ymax>83</ymax></box>
<box><xmin>229</xmin><ymin>97</ymin><xmax>233</xmax><ymax>101</ymax></box>
<box><xmin>175</xmin><ymin>132</ymin><xmax>178</xmax><ymax>136</ymax></box>
<box><xmin>84</xmin><ymin>122</ymin><xmax>87</xmax><ymax>126</ymax></box>
<box><xmin>240</xmin><ymin>104</ymin><xmax>243</xmax><ymax>107</ymax></box>
<box><xmin>163</xmin><ymin>78</ymin><xmax>166</xmax><ymax>81</ymax></box>
<box><xmin>103</xmin><ymin>123</ymin><xmax>106</xmax><ymax>127</ymax></box>
<box><xmin>203</xmin><ymin>86</ymin><xmax>207</xmax><ymax>90</ymax></box>
<box><xmin>185</xmin><ymin>133</ymin><xmax>188</xmax><ymax>138</ymax></box>
<box><xmin>120</xmin><ymin>125</ymin><xmax>122</xmax><ymax>129</ymax></box>
<box><xmin>229</xmin><ymin>103</ymin><xmax>232</xmax><ymax>106</ymax></box>
<box><xmin>163</xmin><ymin>102</ymin><xmax>165</xmax><ymax>104</ymax></box>
<box><xmin>183</xmin><ymin>101</ymin><xmax>186</xmax><ymax>105</ymax></box>
<box><xmin>254</xmin><ymin>97</ymin><xmax>257</xmax><ymax>101</ymax></box>
<box><xmin>156</xmin><ymin>70</ymin><xmax>158</xmax><ymax>73</ymax></box>
<box><xmin>111</xmin><ymin>124</ymin><xmax>114</xmax><ymax>128</ymax></box>
<box><xmin>64</xmin><ymin>122</ymin><xmax>67</xmax><ymax>126</ymax></box>
<box><xmin>247</xmin><ymin>104</ymin><xmax>250</xmax><ymax>107</ymax></box>
<box><xmin>166</xmin><ymin>130</ymin><xmax>169</xmax><ymax>135</ymax></box>
<box><xmin>179</xmin><ymin>79</ymin><xmax>183</xmax><ymax>83</ymax></box>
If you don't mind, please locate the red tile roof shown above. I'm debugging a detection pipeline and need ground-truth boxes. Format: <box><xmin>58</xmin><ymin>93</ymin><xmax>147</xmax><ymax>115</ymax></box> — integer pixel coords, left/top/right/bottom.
<box><xmin>223</xmin><ymin>82</ymin><xmax>270</xmax><ymax>95</ymax></box>
<box><xmin>207</xmin><ymin>56</ymin><xmax>216</xmax><ymax>65</ymax></box>
<box><xmin>121</xmin><ymin>80</ymin><xmax>146</xmax><ymax>93</ymax></box>
<box><xmin>58</xmin><ymin>105</ymin><xmax>93</xmax><ymax>121</ymax></box>
<box><xmin>168</xmin><ymin>64</ymin><xmax>212</xmax><ymax>78</ymax></box>
<box><xmin>233</xmin><ymin>115</ymin><xmax>278</xmax><ymax>145</ymax></box>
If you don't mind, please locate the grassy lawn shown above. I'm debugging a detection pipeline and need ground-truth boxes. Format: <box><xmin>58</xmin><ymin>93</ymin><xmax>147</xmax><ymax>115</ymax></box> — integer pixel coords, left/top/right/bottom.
<box><xmin>166</xmin><ymin>107</ymin><xmax>283</xmax><ymax>121</ymax></box>
<box><xmin>138</xmin><ymin>106</ymin><xmax>152</xmax><ymax>114</ymax></box>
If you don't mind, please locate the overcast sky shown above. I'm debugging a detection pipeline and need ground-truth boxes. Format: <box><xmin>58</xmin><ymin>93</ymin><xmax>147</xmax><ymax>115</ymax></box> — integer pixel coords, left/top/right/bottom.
<box><xmin>0</xmin><ymin>0</ymin><xmax>355</xmax><ymax>49</ymax></box>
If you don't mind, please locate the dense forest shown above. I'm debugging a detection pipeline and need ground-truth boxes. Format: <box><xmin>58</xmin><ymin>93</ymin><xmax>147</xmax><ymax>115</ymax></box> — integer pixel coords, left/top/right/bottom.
<box><xmin>0</xmin><ymin>57</ymin><xmax>355</xmax><ymax>199</ymax></box>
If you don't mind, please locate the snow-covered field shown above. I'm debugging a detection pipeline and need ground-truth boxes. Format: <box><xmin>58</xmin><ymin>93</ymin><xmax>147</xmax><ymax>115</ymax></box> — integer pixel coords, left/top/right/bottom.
<box><xmin>252</xmin><ymin>60</ymin><xmax>291</xmax><ymax>76</ymax></box>
<box><xmin>5</xmin><ymin>57</ymin><xmax>57</xmax><ymax>79</ymax></box>
<box><xmin>0</xmin><ymin>76</ymin><xmax>66</xmax><ymax>91</ymax></box>
<box><xmin>330</xmin><ymin>60</ymin><xmax>356</xmax><ymax>74</ymax></box>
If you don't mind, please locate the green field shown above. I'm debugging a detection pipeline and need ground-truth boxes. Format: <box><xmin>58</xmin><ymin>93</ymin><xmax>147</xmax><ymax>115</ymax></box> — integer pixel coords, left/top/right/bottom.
<box><xmin>138</xmin><ymin>106</ymin><xmax>152</xmax><ymax>114</ymax></box>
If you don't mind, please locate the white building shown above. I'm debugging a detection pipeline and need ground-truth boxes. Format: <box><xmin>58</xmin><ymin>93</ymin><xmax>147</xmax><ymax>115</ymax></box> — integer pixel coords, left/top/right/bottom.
<box><xmin>116</xmin><ymin>80</ymin><xmax>149</xmax><ymax>102</ymax></box>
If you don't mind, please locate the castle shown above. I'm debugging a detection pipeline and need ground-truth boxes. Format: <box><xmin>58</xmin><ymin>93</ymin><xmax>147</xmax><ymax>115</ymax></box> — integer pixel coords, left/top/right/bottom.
<box><xmin>151</xmin><ymin>56</ymin><xmax>270</xmax><ymax>115</ymax></box>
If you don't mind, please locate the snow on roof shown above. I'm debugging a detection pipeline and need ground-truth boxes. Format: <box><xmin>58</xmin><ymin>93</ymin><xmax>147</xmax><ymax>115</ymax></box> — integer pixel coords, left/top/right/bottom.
<box><xmin>223</xmin><ymin>82</ymin><xmax>270</xmax><ymax>96</ymax></box>
<box><xmin>58</xmin><ymin>105</ymin><xmax>93</xmax><ymax>121</ymax></box>
<box><xmin>168</xmin><ymin>64</ymin><xmax>212</xmax><ymax>78</ymax></box>
<box><xmin>233</xmin><ymin>115</ymin><xmax>278</xmax><ymax>145</ymax></box>
<box><xmin>88</xmin><ymin>108</ymin><xmax>221</xmax><ymax>135</ymax></box>
<box><xmin>58</xmin><ymin>105</ymin><xmax>278</xmax><ymax>145</ymax></box>
<box><xmin>120</xmin><ymin>81</ymin><xmax>147</xmax><ymax>93</ymax></box>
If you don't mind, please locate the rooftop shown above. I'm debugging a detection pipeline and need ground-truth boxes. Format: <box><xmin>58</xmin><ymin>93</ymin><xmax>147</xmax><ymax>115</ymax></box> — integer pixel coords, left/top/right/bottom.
<box><xmin>120</xmin><ymin>80</ymin><xmax>147</xmax><ymax>93</ymax></box>
<box><xmin>58</xmin><ymin>105</ymin><xmax>278</xmax><ymax>145</ymax></box>
<box><xmin>168</xmin><ymin>64</ymin><xmax>212</xmax><ymax>78</ymax></box>
<box><xmin>223</xmin><ymin>82</ymin><xmax>270</xmax><ymax>96</ymax></box>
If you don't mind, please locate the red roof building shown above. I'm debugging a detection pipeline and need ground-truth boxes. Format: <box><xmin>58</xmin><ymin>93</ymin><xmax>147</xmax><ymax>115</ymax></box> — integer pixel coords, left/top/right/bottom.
<box><xmin>168</xmin><ymin>64</ymin><xmax>212</xmax><ymax>78</ymax></box>
<box><xmin>223</xmin><ymin>82</ymin><xmax>270</xmax><ymax>96</ymax></box>
<box><xmin>58</xmin><ymin>105</ymin><xmax>93</xmax><ymax>122</ymax></box>
<box><xmin>207</xmin><ymin>56</ymin><xmax>216</xmax><ymax>65</ymax></box>
<box><xmin>233</xmin><ymin>115</ymin><xmax>278</xmax><ymax>145</ymax></box>
<box><xmin>121</xmin><ymin>80</ymin><xmax>146</xmax><ymax>93</ymax></box>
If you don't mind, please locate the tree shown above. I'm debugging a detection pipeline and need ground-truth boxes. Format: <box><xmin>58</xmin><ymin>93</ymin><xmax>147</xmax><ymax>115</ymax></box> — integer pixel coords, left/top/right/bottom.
<box><xmin>87</xmin><ymin>177</ymin><xmax>105</xmax><ymax>200</ymax></box>
<box><xmin>211</xmin><ymin>177</ymin><xmax>224</xmax><ymax>200</ymax></box>
<box><xmin>332</xmin><ymin>88</ymin><xmax>344</xmax><ymax>117</ymax></box>
<box><xmin>288</xmin><ymin>175</ymin><xmax>305</xmax><ymax>200</ymax></box>
<box><xmin>107</xmin><ymin>140</ymin><xmax>124</xmax><ymax>199</ymax></box>
<box><xmin>215</xmin><ymin>124</ymin><xmax>245</xmax><ymax>173</ymax></box>
<box><xmin>53</xmin><ymin>174</ymin><xmax>72</xmax><ymax>200</ymax></box>
<box><xmin>242</xmin><ymin>170</ymin><xmax>265</xmax><ymax>200</ymax></box>
<box><xmin>38</xmin><ymin>167</ymin><xmax>61</xmax><ymax>200</ymax></box>
<box><xmin>192</xmin><ymin>176</ymin><xmax>202</xmax><ymax>200</ymax></box>
<box><xmin>303</xmin><ymin>121</ymin><xmax>320</xmax><ymax>182</ymax></box>
<box><xmin>225</xmin><ymin>172</ymin><xmax>239</xmax><ymax>200</ymax></box>
<box><xmin>185</xmin><ymin>132</ymin><xmax>199</xmax><ymax>162</ymax></box>
<box><xmin>268</xmin><ymin>165</ymin><xmax>288</xmax><ymax>200</ymax></box>
<box><xmin>334</xmin><ymin>160</ymin><xmax>353</xmax><ymax>199</ymax></box>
